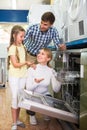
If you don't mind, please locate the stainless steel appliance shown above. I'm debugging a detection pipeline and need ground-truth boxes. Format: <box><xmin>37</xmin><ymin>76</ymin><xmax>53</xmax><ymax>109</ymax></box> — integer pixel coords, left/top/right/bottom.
<box><xmin>18</xmin><ymin>89</ymin><xmax>78</xmax><ymax>124</ymax></box>
<box><xmin>18</xmin><ymin>49</ymin><xmax>80</xmax><ymax>126</ymax></box>
<box><xmin>54</xmin><ymin>48</ymin><xmax>87</xmax><ymax>130</ymax></box>
<box><xmin>80</xmin><ymin>49</ymin><xmax>87</xmax><ymax>130</ymax></box>
<box><xmin>0</xmin><ymin>44</ymin><xmax>7</xmax><ymax>88</ymax></box>
<box><xmin>18</xmin><ymin>48</ymin><xmax>87</xmax><ymax>129</ymax></box>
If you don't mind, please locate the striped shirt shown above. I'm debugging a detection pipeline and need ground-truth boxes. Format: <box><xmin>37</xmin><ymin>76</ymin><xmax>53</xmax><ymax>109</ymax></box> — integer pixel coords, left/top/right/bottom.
<box><xmin>23</xmin><ymin>24</ymin><xmax>60</xmax><ymax>55</ymax></box>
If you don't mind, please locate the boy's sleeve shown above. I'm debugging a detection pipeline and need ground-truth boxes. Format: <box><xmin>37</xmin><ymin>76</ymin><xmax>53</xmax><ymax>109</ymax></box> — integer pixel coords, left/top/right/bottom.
<box><xmin>51</xmin><ymin>69</ymin><xmax>61</xmax><ymax>93</ymax></box>
<box><xmin>26</xmin><ymin>68</ymin><xmax>38</xmax><ymax>91</ymax></box>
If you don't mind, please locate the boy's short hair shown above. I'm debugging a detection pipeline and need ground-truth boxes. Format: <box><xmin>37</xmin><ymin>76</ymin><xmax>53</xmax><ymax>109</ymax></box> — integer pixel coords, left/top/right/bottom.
<box><xmin>41</xmin><ymin>12</ymin><xmax>55</xmax><ymax>24</ymax></box>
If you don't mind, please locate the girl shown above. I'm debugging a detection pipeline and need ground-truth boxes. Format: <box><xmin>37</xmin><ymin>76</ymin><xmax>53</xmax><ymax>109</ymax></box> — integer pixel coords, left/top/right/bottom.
<box><xmin>8</xmin><ymin>25</ymin><xmax>33</xmax><ymax>130</ymax></box>
<box><xmin>26</xmin><ymin>48</ymin><xmax>61</xmax><ymax>125</ymax></box>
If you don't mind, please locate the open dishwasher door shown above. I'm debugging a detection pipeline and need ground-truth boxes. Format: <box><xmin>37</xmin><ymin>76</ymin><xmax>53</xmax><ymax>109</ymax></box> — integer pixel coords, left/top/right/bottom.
<box><xmin>18</xmin><ymin>89</ymin><xmax>79</xmax><ymax>124</ymax></box>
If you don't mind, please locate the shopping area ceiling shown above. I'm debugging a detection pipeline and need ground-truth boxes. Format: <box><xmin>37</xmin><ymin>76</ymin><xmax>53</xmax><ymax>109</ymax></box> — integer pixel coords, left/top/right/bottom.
<box><xmin>0</xmin><ymin>0</ymin><xmax>50</xmax><ymax>9</ymax></box>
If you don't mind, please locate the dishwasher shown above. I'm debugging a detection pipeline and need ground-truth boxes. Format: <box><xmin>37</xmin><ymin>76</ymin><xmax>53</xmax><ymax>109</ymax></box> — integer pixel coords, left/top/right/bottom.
<box><xmin>18</xmin><ymin>89</ymin><xmax>79</xmax><ymax>125</ymax></box>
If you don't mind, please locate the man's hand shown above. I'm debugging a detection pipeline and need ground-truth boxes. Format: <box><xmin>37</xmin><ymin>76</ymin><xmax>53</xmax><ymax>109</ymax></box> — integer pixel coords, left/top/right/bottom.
<box><xmin>58</xmin><ymin>43</ymin><xmax>66</xmax><ymax>51</ymax></box>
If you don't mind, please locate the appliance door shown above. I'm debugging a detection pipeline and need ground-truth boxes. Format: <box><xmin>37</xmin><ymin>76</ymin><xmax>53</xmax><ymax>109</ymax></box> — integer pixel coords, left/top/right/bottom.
<box><xmin>80</xmin><ymin>50</ymin><xmax>87</xmax><ymax>130</ymax></box>
<box><xmin>18</xmin><ymin>89</ymin><xmax>78</xmax><ymax>124</ymax></box>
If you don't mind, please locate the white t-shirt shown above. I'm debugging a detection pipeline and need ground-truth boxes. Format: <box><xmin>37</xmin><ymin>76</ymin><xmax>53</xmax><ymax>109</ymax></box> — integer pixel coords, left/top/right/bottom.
<box><xmin>26</xmin><ymin>64</ymin><xmax>61</xmax><ymax>95</ymax></box>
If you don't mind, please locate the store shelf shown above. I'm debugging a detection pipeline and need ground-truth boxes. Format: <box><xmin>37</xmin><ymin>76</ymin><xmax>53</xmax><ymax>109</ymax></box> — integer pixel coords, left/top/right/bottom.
<box><xmin>0</xmin><ymin>10</ymin><xmax>29</xmax><ymax>22</ymax></box>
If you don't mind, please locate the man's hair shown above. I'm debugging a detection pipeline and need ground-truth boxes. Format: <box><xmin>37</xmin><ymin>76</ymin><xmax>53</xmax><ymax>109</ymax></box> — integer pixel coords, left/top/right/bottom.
<box><xmin>41</xmin><ymin>12</ymin><xmax>55</xmax><ymax>24</ymax></box>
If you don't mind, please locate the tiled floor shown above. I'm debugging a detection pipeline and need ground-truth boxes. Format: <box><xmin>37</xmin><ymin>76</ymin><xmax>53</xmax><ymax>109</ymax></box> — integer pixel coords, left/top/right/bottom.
<box><xmin>0</xmin><ymin>83</ymin><xmax>62</xmax><ymax>130</ymax></box>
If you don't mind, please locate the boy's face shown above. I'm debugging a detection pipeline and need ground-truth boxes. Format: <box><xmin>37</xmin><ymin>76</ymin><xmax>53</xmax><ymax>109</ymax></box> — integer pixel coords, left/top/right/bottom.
<box><xmin>40</xmin><ymin>20</ymin><xmax>52</xmax><ymax>32</ymax></box>
<box><xmin>37</xmin><ymin>49</ymin><xmax>50</xmax><ymax>65</ymax></box>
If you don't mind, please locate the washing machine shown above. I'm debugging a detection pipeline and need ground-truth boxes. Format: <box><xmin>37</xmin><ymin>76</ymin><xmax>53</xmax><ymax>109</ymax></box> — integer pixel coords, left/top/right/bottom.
<box><xmin>63</xmin><ymin>0</ymin><xmax>87</xmax><ymax>47</ymax></box>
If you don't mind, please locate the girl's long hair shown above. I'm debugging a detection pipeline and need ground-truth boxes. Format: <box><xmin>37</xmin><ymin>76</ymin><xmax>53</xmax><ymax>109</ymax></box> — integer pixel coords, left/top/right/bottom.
<box><xmin>9</xmin><ymin>25</ymin><xmax>25</xmax><ymax>46</ymax></box>
<box><xmin>7</xmin><ymin>25</ymin><xmax>25</xmax><ymax>69</ymax></box>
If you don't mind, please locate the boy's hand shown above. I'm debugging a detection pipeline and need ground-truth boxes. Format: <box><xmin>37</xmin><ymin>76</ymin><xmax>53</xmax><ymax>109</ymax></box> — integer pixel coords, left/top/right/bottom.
<box><xmin>34</xmin><ymin>78</ymin><xmax>44</xmax><ymax>83</ymax></box>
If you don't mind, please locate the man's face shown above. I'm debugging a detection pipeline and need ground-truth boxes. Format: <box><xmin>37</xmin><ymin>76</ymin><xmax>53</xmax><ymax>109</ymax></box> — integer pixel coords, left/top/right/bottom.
<box><xmin>40</xmin><ymin>20</ymin><xmax>52</xmax><ymax>32</ymax></box>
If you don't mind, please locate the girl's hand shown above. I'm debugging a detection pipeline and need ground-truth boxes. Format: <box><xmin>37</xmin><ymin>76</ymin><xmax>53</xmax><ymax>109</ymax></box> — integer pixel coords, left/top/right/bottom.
<box><xmin>30</xmin><ymin>64</ymin><xmax>36</xmax><ymax>69</ymax></box>
<box><xmin>26</xmin><ymin>61</ymin><xmax>34</xmax><ymax>66</ymax></box>
<box><xmin>34</xmin><ymin>78</ymin><xmax>44</xmax><ymax>83</ymax></box>
<box><xmin>26</xmin><ymin>61</ymin><xmax>36</xmax><ymax>69</ymax></box>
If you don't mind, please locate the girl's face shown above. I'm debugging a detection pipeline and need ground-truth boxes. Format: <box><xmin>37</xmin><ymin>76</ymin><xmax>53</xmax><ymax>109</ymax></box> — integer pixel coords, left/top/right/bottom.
<box><xmin>37</xmin><ymin>49</ymin><xmax>51</xmax><ymax>65</ymax></box>
<box><xmin>13</xmin><ymin>31</ymin><xmax>25</xmax><ymax>45</ymax></box>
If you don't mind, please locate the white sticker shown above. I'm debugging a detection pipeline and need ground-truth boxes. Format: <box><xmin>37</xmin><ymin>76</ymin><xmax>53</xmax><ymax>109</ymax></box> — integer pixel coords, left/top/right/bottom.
<box><xmin>80</xmin><ymin>65</ymin><xmax>84</xmax><ymax>78</ymax></box>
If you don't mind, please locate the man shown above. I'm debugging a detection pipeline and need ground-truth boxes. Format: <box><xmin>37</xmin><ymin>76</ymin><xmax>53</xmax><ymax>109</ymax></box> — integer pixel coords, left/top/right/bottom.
<box><xmin>23</xmin><ymin>11</ymin><xmax>66</xmax><ymax>62</ymax></box>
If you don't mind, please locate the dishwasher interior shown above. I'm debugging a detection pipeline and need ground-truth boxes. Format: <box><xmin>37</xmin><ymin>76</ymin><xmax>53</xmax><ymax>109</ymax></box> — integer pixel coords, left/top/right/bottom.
<box><xmin>54</xmin><ymin>49</ymin><xmax>80</xmax><ymax>110</ymax></box>
<box><xmin>18</xmin><ymin>89</ymin><xmax>78</xmax><ymax>124</ymax></box>
<box><xmin>54</xmin><ymin>49</ymin><xmax>81</xmax><ymax>128</ymax></box>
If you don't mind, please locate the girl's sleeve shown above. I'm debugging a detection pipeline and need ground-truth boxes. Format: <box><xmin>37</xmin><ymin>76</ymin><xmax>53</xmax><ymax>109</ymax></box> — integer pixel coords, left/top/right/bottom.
<box><xmin>51</xmin><ymin>69</ymin><xmax>61</xmax><ymax>93</ymax></box>
<box><xmin>8</xmin><ymin>46</ymin><xmax>16</xmax><ymax>56</ymax></box>
<box><xmin>26</xmin><ymin>68</ymin><xmax>38</xmax><ymax>91</ymax></box>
